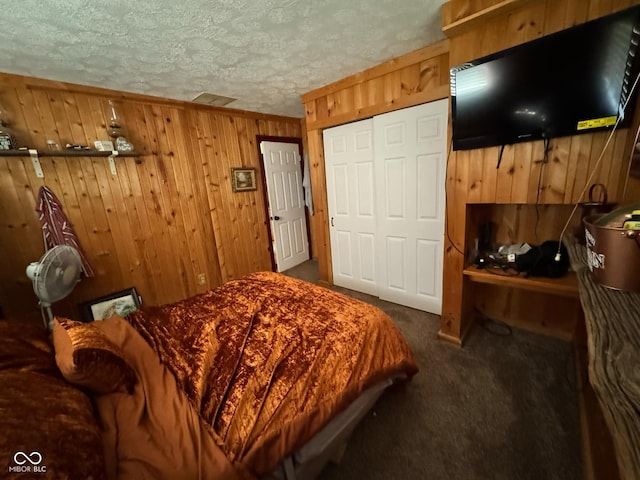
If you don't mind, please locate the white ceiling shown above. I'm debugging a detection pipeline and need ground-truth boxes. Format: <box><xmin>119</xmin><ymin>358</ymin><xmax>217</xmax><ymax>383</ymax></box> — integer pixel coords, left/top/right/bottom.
<box><xmin>1</xmin><ymin>0</ymin><xmax>446</xmax><ymax>118</ymax></box>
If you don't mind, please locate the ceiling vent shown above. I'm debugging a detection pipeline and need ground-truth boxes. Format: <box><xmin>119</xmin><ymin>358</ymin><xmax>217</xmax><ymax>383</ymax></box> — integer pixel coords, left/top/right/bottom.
<box><xmin>192</xmin><ymin>93</ymin><xmax>237</xmax><ymax>107</ymax></box>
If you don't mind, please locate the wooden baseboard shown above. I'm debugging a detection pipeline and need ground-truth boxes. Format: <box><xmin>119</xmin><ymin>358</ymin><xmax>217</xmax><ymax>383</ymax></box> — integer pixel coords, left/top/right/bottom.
<box><xmin>437</xmin><ymin>329</ymin><xmax>463</xmax><ymax>346</ymax></box>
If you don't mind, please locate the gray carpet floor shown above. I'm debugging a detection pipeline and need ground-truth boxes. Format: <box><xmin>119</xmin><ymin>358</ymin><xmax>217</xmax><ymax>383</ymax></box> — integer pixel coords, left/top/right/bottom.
<box><xmin>284</xmin><ymin>260</ymin><xmax>583</xmax><ymax>480</ymax></box>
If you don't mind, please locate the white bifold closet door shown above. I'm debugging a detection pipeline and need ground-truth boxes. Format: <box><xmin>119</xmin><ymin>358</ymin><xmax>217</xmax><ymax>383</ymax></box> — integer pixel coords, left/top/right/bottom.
<box><xmin>323</xmin><ymin>99</ymin><xmax>448</xmax><ymax>314</ymax></box>
<box><xmin>323</xmin><ymin>119</ymin><xmax>378</xmax><ymax>296</ymax></box>
<box><xmin>373</xmin><ymin>100</ymin><xmax>448</xmax><ymax>314</ymax></box>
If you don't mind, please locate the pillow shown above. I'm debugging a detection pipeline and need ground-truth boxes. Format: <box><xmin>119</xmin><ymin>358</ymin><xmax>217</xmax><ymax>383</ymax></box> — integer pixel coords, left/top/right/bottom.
<box><xmin>0</xmin><ymin>320</ymin><xmax>107</xmax><ymax>479</ymax></box>
<box><xmin>52</xmin><ymin>317</ymin><xmax>136</xmax><ymax>394</ymax></box>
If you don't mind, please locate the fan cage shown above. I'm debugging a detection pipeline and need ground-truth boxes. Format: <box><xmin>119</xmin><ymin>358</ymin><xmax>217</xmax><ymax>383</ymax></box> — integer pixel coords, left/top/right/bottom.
<box><xmin>32</xmin><ymin>245</ymin><xmax>82</xmax><ymax>304</ymax></box>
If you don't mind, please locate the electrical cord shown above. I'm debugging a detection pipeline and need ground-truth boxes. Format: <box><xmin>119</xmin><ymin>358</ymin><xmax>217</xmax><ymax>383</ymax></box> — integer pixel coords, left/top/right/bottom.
<box><xmin>534</xmin><ymin>204</ymin><xmax>541</xmax><ymax>242</ymax></box>
<box><xmin>535</xmin><ymin>136</ymin><xmax>550</xmax><ymax>205</ymax></box>
<box><xmin>474</xmin><ymin>307</ymin><xmax>513</xmax><ymax>336</ymax></box>
<box><xmin>530</xmin><ymin>136</ymin><xmax>550</xmax><ymax>243</ymax></box>
<box><xmin>483</xmin><ymin>264</ymin><xmax>520</xmax><ymax>277</ymax></box>
<box><xmin>534</xmin><ymin>137</ymin><xmax>548</xmax><ymax>240</ymax></box>
<box><xmin>475</xmin><ymin>253</ymin><xmax>520</xmax><ymax>276</ymax></box>
<box><xmin>40</xmin><ymin>305</ymin><xmax>48</xmax><ymax>330</ymax></box>
<box><xmin>444</xmin><ymin>136</ymin><xmax>465</xmax><ymax>257</ymax></box>
<box><xmin>496</xmin><ymin>144</ymin><xmax>505</xmax><ymax>169</ymax></box>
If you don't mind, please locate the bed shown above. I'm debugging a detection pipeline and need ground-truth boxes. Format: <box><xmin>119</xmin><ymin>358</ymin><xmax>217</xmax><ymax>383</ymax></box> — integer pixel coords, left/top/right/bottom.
<box><xmin>1</xmin><ymin>271</ymin><xmax>418</xmax><ymax>479</ymax></box>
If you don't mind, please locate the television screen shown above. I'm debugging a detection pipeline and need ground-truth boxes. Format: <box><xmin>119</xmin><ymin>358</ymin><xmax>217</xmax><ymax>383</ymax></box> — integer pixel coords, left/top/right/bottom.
<box><xmin>450</xmin><ymin>5</ymin><xmax>640</xmax><ymax>151</ymax></box>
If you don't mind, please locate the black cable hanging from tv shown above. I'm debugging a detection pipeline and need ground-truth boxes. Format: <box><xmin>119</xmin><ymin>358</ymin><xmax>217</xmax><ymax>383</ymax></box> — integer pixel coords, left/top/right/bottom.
<box><xmin>496</xmin><ymin>144</ymin><xmax>505</xmax><ymax>169</ymax></box>
<box><xmin>536</xmin><ymin>136</ymin><xmax>551</xmax><ymax>205</ymax></box>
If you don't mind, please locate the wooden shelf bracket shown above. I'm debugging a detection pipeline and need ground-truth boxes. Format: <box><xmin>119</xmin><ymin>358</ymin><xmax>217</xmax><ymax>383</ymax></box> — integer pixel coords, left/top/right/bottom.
<box><xmin>108</xmin><ymin>150</ymin><xmax>119</xmax><ymax>175</ymax></box>
<box><xmin>28</xmin><ymin>149</ymin><xmax>44</xmax><ymax>178</ymax></box>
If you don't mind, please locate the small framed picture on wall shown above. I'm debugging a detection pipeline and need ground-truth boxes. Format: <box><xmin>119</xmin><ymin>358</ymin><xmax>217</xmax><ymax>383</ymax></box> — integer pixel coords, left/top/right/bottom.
<box><xmin>231</xmin><ymin>167</ymin><xmax>257</xmax><ymax>192</ymax></box>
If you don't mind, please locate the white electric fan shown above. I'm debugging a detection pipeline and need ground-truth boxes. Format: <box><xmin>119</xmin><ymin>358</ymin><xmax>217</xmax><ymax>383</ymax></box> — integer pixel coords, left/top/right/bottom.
<box><xmin>26</xmin><ymin>245</ymin><xmax>83</xmax><ymax>329</ymax></box>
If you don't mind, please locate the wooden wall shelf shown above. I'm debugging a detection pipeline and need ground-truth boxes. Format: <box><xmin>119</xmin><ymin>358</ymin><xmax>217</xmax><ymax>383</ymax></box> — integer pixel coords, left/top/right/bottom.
<box><xmin>0</xmin><ymin>149</ymin><xmax>139</xmax><ymax>157</ymax></box>
<box><xmin>0</xmin><ymin>149</ymin><xmax>140</xmax><ymax>177</ymax></box>
<box><xmin>463</xmin><ymin>265</ymin><xmax>579</xmax><ymax>298</ymax></box>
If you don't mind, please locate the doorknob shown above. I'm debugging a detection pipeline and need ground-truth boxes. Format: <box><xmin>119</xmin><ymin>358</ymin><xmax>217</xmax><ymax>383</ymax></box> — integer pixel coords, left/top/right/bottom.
<box><xmin>270</xmin><ymin>216</ymin><xmax>281</xmax><ymax>220</ymax></box>
<box><xmin>331</xmin><ymin>217</ymin><xmax>334</xmax><ymax>227</ymax></box>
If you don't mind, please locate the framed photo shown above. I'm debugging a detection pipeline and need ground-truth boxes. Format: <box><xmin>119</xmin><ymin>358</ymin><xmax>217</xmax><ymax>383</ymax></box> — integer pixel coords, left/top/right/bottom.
<box><xmin>79</xmin><ymin>287</ymin><xmax>142</xmax><ymax>322</ymax></box>
<box><xmin>231</xmin><ymin>167</ymin><xmax>257</xmax><ymax>192</ymax></box>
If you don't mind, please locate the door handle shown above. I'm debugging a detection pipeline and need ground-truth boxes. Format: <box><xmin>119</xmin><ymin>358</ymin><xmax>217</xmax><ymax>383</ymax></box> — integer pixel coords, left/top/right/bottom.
<box><xmin>270</xmin><ymin>216</ymin><xmax>281</xmax><ymax>220</ymax></box>
<box><xmin>331</xmin><ymin>217</ymin><xmax>334</xmax><ymax>227</ymax></box>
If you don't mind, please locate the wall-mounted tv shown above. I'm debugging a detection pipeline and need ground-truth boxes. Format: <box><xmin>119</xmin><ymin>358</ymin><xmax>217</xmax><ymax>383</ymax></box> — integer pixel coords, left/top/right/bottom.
<box><xmin>450</xmin><ymin>5</ymin><xmax>640</xmax><ymax>151</ymax></box>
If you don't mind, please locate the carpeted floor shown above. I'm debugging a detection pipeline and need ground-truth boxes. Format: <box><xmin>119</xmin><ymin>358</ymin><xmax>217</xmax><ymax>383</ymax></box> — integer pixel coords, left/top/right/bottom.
<box><xmin>284</xmin><ymin>260</ymin><xmax>583</xmax><ymax>480</ymax></box>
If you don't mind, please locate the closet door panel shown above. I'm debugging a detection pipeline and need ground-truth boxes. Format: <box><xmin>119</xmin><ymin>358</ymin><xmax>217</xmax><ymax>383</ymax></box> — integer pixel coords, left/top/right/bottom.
<box><xmin>324</xmin><ymin>119</ymin><xmax>377</xmax><ymax>295</ymax></box>
<box><xmin>374</xmin><ymin>99</ymin><xmax>448</xmax><ymax>314</ymax></box>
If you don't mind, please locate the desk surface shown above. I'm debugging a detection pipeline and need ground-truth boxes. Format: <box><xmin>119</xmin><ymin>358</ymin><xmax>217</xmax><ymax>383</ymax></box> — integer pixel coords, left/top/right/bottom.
<box><xmin>566</xmin><ymin>236</ymin><xmax>640</xmax><ymax>480</ymax></box>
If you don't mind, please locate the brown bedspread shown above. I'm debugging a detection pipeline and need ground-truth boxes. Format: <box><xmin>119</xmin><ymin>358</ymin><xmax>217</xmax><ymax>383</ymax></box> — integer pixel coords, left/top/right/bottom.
<box><xmin>127</xmin><ymin>272</ymin><xmax>418</xmax><ymax>477</ymax></box>
<box><xmin>93</xmin><ymin>317</ymin><xmax>240</xmax><ymax>480</ymax></box>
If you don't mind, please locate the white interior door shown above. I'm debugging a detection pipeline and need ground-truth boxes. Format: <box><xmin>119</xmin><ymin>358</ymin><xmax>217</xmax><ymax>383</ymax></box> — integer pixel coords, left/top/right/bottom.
<box><xmin>323</xmin><ymin>119</ymin><xmax>378</xmax><ymax>296</ymax></box>
<box><xmin>261</xmin><ymin>141</ymin><xmax>310</xmax><ymax>272</ymax></box>
<box><xmin>373</xmin><ymin>99</ymin><xmax>448</xmax><ymax>314</ymax></box>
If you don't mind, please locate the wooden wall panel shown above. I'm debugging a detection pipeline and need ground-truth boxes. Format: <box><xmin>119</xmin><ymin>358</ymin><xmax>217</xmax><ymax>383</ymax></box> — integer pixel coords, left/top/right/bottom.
<box><xmin>299</xmin><ymin>118</ymin><xmax>317</xmax><ymax>260</ymax></box>
<box><xmin>0</xmin><ymin>72</ymin><xmax>301</xmax><ymax>320</ymax></box>
<box><xmin>472</xmin><ymin>284</ymin><xmax>579</xmax><ymax>340</ymax></box>
<box><xmin>468</xmin><ymin>204</ymin><xmax>582</xmax><ymax>246</ymax></box>
<box><xmin>439</xmin><ymin>0</ymin><xmax>640</xmax><ymax>342</ymax></box>
<box><xmin>442</xmin><ymin>0</ymin><xmax>507</xmax><ymax>26</ymax></box>
<box><xmin>302</xmin><ymin>41</ymin><xmax>450</xmax><ymax>131</ymax></box>
<box><xmin>306</xmin><ymin>129</ymin><xmax>331</xmax><ymax>284</ymax></box>
<box><xmin>188</xmin><ymin>110</ymin><xmax>302</xmax><ymax>282</ymax></box>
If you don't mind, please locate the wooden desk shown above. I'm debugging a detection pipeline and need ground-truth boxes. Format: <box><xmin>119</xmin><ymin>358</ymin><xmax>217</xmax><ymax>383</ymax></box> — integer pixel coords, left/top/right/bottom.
<box><xmin>566</xmin><ymin>237</ymin><xmax>640</xmax><ymax>480</ymax></box>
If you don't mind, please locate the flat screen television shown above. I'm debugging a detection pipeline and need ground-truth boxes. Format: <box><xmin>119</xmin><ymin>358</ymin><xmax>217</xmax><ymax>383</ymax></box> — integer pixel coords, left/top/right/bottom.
<box><xmin>450</xmin><ymin>5</ymin><xmax>640</xmax><ymax>151</ymax></box>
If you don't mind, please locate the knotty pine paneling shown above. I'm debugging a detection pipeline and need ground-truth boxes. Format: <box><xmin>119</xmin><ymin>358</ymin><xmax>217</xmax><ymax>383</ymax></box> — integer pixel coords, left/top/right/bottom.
<box><xmin>455</xmin><ymin>129</ymin><xmax>631</xmax><ymax>207</ymax></box>
<box><xmin>472</xmin><ymin>284</ymin><xmax>580</xmax><ymax>340</ymax></box>
<box><xmin>302</xmin><ymin>40</ymin><xmax>450</xmax><ymax>131</ymax></box>
<box><xmin>190</xmin><ymin>111</ymin><xmax>302</xmax><ymax>282</ymax></box>
<box><xmin>298</xmin><ymin>117</ymin><xmax>318</xmax><ymax>260</ymax></box>
<box><xmin>306</xmin><ymin>129</ymin><xmax>331</xmax><ymax>284</ymax></box>
<box><xmin>466</xmin><ymin>204</ymin><xmax>582</xmax><ymax>249</ymax></box>
<box><xmin>440</xmin><ymin>0</ymin><xmax>640</xmax><ymax>342</ymax></box>
<box><xmin>442</xmin><ymin>0</ymin><xmax>511</xmax><ymax>25</ymax></box>
<box><xmin>0</xmin><ymin>72</ymin><xmax>301</xmax><ymax>320</ymax></box>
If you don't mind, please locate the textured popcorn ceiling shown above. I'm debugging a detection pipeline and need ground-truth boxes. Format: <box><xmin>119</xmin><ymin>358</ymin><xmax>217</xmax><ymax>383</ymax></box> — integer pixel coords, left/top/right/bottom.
<box><xmin>0</xmin><ymin>0</ymin><xmax>445</xmax><ymax>117</ymax></box>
